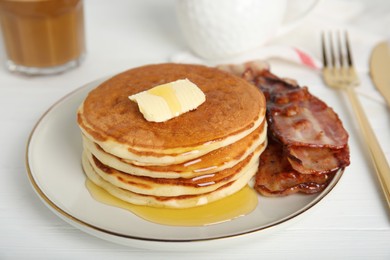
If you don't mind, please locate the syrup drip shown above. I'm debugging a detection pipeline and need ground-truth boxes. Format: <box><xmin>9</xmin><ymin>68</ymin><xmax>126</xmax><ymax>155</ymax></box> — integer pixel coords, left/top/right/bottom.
<box><xmin>86</xmin><ymin>180</ymin><xmax>258</xmax><ymax>226</ymax></box>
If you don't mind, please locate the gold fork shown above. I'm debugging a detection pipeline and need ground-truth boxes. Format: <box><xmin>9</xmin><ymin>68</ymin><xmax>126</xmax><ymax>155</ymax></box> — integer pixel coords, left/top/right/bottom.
<box><xmin>321</xmin><ymin>31</ymin><xmax>390</xmax><ymax>211</ymax></box>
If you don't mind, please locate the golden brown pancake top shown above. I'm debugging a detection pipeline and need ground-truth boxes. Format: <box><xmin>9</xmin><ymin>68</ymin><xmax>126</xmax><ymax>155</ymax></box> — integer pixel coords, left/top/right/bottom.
<box><xmin>79</xmin><ymin>63</ymin><xmax>266</xmax><ymax>150</ymax></box>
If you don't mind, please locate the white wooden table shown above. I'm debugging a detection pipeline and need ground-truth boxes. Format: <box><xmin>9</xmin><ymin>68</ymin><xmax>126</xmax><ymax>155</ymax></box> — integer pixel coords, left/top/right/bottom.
<box><xmin>1</xmin><ymin>0</ymin><xmax>390</xmax><ymax>259</ymax></box>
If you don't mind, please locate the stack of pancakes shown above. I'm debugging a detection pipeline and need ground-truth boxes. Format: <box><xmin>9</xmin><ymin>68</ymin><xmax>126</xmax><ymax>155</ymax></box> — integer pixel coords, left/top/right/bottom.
<box><xmin>78</xmin><ymin>63</ymin><xmax>267</xmax><ymax>208</ymax></box>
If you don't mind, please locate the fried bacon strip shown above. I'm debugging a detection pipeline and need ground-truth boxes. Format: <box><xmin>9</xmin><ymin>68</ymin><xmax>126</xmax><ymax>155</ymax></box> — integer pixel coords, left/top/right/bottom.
<box><xmin>287</xmin><ymin>145</ymin><xmax>349</xmax><ymax>174</ymax></box>
<box><xmin>219</xmin><ymin>60</ymin><xmax>350</xmax><ymax>196</ymax></box>
<box><xmin>254</xmin><ymin>138</ymin><xmax>336</xmax><ymax>196</ymax></box>
<box><xmin>257</xmin><ymin>73</ymin><xmax>348</xmax><ymax>148</ymax></box>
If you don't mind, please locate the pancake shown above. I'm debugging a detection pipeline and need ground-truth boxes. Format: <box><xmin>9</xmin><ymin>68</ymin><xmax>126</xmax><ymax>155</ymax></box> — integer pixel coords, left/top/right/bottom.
<box><xmin>82</xmin><ymin>121</ymin><xmax>267</xmax><ymax>178</ymax></box>
<box><xmin>78</xmin><ymin>63</ymin><xmax>266</xmax><ymax>165</ymax></box>
<box><xmin>78</xmin><ymin>63</ymin><xmax>267</xmax><ymax>209</ymax></box>
<box><xmin>82</xmin><ymin>151</ymin><xmax>259</xmax><ymax>208</ymax></box>
<box><xmin>84</xmin><ymin>142</ymin><xmax>265</xmax><ymax>196</ymax></box>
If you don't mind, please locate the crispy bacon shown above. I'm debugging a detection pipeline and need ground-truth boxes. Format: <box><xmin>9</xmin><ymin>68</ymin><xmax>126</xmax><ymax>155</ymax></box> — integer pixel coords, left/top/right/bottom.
<box><xmin>254</xmin><ymin>138</ymin><xmax>336</xmax><ymax>196</ymax></box>
<box><xmin>219</xmin><ymin>60</ymin><xmax>350</xmax><ymax>196</ymax></box>
<box><xmin>258</xmin><ymin>75</ymin><xmax>348</xmax><ymax>148</ymax></box>
<box><xmin>287</xmin><ymin>145</ymin><xmax>349</xmax><ymax>174</ymax></box>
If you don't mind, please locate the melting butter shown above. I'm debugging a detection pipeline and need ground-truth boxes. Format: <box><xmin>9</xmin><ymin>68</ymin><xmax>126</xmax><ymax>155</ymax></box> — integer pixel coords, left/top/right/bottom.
<box><xmin>147</xmin><ymin>83</ymin><xmax>182</xmax><ymax>116</ymax></box>
<box><xmin>86</xmin><ymin>180</ymin><xmax>258</xmax><ymax>226</ymax></box>
<box><xmin>128</xmin><ymin>79</ymin><xmax>205</xmax><ymax>122</ymax></box>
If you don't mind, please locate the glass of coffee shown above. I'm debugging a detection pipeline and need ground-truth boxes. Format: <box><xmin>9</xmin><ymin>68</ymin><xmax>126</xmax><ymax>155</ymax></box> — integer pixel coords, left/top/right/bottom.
<box><xmin>0</xmin><ymin>0</ymin><xmax>86</xmax><ymax>75</ymax></box>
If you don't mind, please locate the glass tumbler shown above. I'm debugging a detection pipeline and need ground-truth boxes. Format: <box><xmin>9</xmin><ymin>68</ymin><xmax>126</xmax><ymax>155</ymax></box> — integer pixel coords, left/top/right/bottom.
<box><xmin>0</xmin><ymin>0</ymin><xmax>86</xmax><ymax>75</ymax></box>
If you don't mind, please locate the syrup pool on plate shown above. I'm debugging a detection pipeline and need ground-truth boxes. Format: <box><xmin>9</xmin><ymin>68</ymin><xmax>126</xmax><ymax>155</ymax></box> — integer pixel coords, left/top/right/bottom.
<box><xmin>86</xmin><ymin>180</ymin><xmax>258</xmax><ymax>226</ymax></box>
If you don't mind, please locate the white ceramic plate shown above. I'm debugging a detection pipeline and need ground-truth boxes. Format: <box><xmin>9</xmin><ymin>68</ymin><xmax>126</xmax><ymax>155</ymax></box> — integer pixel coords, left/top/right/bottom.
<box><xmin>26</xmin><ymin>78</ymin><xmax>343</xmax><ymax>250</ymax></box>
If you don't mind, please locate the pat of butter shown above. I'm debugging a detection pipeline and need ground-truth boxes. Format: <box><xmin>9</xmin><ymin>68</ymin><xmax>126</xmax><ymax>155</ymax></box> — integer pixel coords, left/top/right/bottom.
<box><xmin>128</xmin><ymin>79</ymin><xmax>206</xmax><ymax>122</ymax></box>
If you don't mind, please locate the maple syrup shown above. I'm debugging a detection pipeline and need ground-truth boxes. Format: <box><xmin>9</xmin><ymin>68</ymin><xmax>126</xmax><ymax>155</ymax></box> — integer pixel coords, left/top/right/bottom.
<box><xmin>86</xmin><ymin>180</ymin><xmax>258</xmax><ymax>226</ymax></box>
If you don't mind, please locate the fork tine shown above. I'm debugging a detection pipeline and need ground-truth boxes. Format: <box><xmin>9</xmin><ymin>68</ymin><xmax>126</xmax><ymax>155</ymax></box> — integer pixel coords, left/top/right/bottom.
<box><xmin>328</xmin><ymin>32</ymin><xmax>337</xmax><ymax>68</ymax></box>
<box><xmin>345</xmin><ymin>31</ymin><xmax>353</xmax><ymax>67</ymax></box>
<box><xmin>336</xmin><ymin>31</ymin><xmax>345</xmax><ymax>67</ymax></box>
<box><xmin>321</xmin><ymin>30</ymin><xmax>360</xmax><ymax>89</ymax></box>
<box><xmin>321</xmin><ymin>32</ymin><xmax>328</xmax><ymax>68</ymax></box>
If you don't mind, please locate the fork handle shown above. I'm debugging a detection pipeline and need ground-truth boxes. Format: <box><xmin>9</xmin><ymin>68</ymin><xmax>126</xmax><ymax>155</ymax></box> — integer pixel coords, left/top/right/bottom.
<box><xmin>346</xmin><ymin>87</ymin><xmax>390</xmax><ymax>209</ymax></box>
